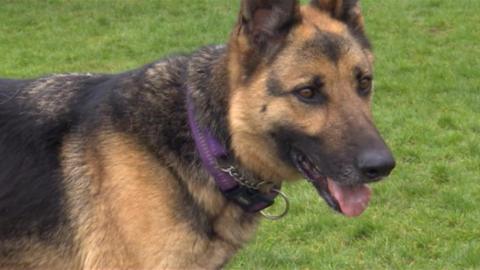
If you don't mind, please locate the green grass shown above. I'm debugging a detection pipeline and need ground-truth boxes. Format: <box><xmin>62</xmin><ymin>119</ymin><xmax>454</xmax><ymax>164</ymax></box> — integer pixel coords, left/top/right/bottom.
<box><xmin>1</xmin><ymin>0</ymin><xmax>479</xmax><ymax>269</ymax></box>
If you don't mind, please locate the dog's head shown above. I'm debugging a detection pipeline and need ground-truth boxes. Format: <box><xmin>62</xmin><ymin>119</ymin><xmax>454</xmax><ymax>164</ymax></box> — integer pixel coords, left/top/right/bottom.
<box><xmin>226</xmin><ymin>0</ymin><xmax>395</xmax><ymax>217</ymax></box>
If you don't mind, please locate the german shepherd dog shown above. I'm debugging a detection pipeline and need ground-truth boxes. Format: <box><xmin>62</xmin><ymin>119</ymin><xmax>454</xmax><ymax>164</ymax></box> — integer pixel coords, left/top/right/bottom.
<box><xmin>0</xmin><ymin>0</ymin><xmax>395</xmax><ymax>269</ymax></box>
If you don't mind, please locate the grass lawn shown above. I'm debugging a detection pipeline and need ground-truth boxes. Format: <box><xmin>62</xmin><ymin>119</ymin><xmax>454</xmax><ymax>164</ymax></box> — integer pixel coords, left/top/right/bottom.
<box><xmin>1</xmin><ymin>0</ymin><xmax>479</xmax><ymax>269</ymax></box>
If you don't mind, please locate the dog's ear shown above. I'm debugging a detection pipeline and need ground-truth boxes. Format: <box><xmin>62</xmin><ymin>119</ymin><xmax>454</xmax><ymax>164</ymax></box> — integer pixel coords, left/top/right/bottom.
<box><xmin>310</xmin><ymin>0</ymin><xmax>365</xmax><ymax>34</ymax></box>
<box><xmin>238</xmin><ymin>0</ymin><xmax>300</xmax><ymax>54</ymax></box>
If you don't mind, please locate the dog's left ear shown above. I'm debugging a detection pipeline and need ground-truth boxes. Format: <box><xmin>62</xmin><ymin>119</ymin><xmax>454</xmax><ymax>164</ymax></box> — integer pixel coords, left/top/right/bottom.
<box><xmin>310</xmin><ymin>0</ymin><xmax>365</xmax><ymax>35</ymax></box>
<box><xmin>238</xmin><ymin>0</ymin><xmax>300</xmax><ymax>54</ymax></box>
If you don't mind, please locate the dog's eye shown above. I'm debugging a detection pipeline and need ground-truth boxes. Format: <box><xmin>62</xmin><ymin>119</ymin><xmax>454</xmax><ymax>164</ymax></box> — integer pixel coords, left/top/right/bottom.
<box><xmin>297</xmin><ymin>88</ymin><xmax>315</xmax><ymax>99</ymax></box>
<box><xmin>293</xmin><ymin>87</ymin><xmax>326</xmax><ymax>104</ymax></box>
<box><xmin>358</xmin><ymin>76</ymin><xmax>373</xmax><ymax>97</ymax></box>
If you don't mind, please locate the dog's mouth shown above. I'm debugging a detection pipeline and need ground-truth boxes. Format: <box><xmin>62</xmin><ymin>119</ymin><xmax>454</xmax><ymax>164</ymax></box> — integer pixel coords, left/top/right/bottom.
<box><xmin>291</xmin><ymin>150</ymin><xmax>371</xmax><ymax>217</ymax></box>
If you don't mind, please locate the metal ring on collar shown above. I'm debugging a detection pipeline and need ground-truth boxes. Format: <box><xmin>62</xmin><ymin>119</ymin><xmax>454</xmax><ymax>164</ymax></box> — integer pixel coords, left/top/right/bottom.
<box><xmin>260</xmin><ymin>189</ymin><xmax>290</xmax><ymax>221</ymax></box>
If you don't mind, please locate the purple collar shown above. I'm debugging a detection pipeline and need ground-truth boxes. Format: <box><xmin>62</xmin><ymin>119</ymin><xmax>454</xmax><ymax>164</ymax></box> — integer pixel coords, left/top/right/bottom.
<box><xmin>186</xmin><ymin>89</ymin><xmax>277</xmax><ymax>213</ymax></box>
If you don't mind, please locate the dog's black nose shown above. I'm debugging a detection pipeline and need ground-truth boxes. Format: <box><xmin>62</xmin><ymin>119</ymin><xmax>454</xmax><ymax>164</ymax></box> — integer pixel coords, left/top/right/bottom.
<box><xmin>356</xmin><ymin>149</ymin><xmax>396</xmax><ymax>182</ymax></box>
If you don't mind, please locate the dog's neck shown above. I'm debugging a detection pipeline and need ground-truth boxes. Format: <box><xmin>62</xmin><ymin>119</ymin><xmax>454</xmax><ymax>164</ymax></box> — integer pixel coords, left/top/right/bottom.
<box><xmin>185</xmin><ymin>45</ymin><xmax>279</xmax><ymax>212</ymax></box>
<box><xmin>107</xmin><ymin>45</ymin><xmax>263</xmax><ymax>259</ymax></box>
<box><xmin>185</xmin><ymin>45</ymin><xmax>231</xmax><ymax>149</ymax></box>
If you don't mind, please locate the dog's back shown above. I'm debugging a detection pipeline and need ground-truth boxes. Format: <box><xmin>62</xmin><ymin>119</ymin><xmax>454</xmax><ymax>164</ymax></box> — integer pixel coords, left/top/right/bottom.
<box><xmin>0</xmin><ymin>76</ymin><xmax>68</xmax><ymax>235</ymax></box>
<box><xmin>0</xmin><ymin>75</ymin><xmax>113</xmax><ymax>267</ymax></box>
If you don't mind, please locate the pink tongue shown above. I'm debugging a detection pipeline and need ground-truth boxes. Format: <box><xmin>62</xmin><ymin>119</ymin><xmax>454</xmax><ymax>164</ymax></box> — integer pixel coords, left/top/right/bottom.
<box><xmin>327</xmin><ymin>179</ymin><xmax>372</xmax><ymax>217</ymax></box>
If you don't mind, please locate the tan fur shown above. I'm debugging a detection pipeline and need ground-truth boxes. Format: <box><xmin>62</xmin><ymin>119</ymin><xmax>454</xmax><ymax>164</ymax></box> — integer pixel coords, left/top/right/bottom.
<box><xmin>60</xmin><ymin>131</ymin><xmax>258</xmax><ymax>269</ymax></box>
<box><xmin>301</xmin><ymin>6</ymin><xmax>347</xmax><ymax>35</ymax></box>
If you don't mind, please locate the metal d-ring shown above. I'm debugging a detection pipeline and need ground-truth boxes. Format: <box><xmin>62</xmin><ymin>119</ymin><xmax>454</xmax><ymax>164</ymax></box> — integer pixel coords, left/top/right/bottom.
<box><xmin>260</xmin><ymin>189</ymin><xmax>290</xmax><ymax>221</ymax></box>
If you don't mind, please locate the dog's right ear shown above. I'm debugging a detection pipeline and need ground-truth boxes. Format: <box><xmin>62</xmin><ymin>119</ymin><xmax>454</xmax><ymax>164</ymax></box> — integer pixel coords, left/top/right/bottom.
<box><xmin>238</xmin><ymin>0</ymin><xmax>300</xmax><ymax>54</ymax></box>
<box><xmin>309</xmin><ymin>0</ymin><xmax>365</xmax><ymax>36</ymax></box>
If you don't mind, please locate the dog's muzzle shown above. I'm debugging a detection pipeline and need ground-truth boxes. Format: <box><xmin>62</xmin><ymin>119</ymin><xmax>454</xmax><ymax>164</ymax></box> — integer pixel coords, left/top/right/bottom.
<box><xmin>291</xmin><ymin>150</ymin><xmax>372</xmax><ymax>217</ymax></box>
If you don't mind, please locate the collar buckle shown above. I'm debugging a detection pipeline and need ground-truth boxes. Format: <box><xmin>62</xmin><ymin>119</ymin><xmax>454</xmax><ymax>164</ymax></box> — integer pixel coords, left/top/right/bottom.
<box><xmin>220</xmin><ymin>165</ymin><xmax>289</xmax><ymax>219</ymax></box>
<box><xmin>223</xmin><ymin>184</ymin><xmax>276</xmax><ymax>213</ymax></box>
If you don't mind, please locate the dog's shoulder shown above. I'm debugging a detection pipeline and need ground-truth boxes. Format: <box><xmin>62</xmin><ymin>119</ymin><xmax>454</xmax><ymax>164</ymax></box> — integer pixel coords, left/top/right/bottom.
<box><xmin>0</xmin><ymin>72</ymin><xmax>118</xmax><ymax>244</ymax></box>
